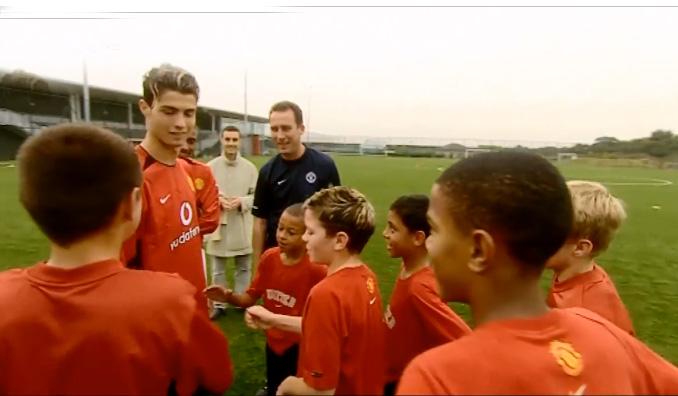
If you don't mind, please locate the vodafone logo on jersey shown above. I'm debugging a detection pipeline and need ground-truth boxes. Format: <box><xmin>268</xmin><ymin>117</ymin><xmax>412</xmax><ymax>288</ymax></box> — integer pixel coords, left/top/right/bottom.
<box><xmin>179</xmin><ymin>201</ymin><xmax>193</xmax><ymax>226</ymax></box>
<box><xmin>170</xmin><ymin>201</ymin><xmax>200</xmax><ymax>251</ymax></box>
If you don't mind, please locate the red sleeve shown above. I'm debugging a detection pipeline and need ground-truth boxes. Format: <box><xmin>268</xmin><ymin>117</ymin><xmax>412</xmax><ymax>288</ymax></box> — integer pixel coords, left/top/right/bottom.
<box><xmin>196</xmin><ymin>165</ymin><xmax>220</xmax><ymax>235</ymax></box>
<box><xmin>411</xmin><ymin>279</ymin><xmax>471</xmax><ymax>342</ymax></box>
<box><xmin>603</xmin><ymin>319</ymin><xmax>678</xmax><ymax>393</ymax></box>
<box><xmin>299</xmin><ymin>286</ymin><xmax>342</xmax><ymax>391</ymax></box>
<box><xmin>175</xmin><ymin>310</ymin><xmax>233</xmax><ymax>395</ymax></box>
<box><xmin>629</xmin><ymin>340</ymin><xmax>678</xmax><ymax>394</ymax></box>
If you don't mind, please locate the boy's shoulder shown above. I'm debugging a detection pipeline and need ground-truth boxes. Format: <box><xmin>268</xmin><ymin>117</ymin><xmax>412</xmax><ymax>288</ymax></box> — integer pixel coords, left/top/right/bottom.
<box><xmin>311</xmin><ymin>264</ymin><xmax>377</xmax><ymax>298</ymax></box>
<box><xmin>260</xmin><ymin>247</ymin><xmax>283</xmax><ymax>265</ymax></box>
<box><xmin>0</xmin><ymin>263</ymin><xmax>197</xmax><ymax>319</ymax></box>
<box><xmin>408</xmin><ymin>266</ymin><xmax>437</xmax><ymax>292</ymax></box>
<box><xmin>407</xmin><ymin>332</ymin><xmax>483</xmax><ymax>373</ymax></box>
<box><xmin>0</xmin><ymin>267</ymin><xmax>29</xmax><ymax>298</ymax></box>
<box><xmin>578</xmin><ymin>265</ymin><xmax>624</xmax><ymax>300</ymax></box>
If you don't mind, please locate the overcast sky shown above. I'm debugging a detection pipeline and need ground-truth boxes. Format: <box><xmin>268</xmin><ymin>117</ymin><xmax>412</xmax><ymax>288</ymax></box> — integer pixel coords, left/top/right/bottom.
<box><xmin>2</xmin><ymin>2</ymin><xmax>678</xmax><ymax>145</ymax></box>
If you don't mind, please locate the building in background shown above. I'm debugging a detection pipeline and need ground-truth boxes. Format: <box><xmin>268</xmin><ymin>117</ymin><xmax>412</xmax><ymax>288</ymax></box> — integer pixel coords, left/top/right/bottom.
<box><xmin>0</xmin><ymin>69</ymin><xmax>268</xmax><ymax>160</ymax></box>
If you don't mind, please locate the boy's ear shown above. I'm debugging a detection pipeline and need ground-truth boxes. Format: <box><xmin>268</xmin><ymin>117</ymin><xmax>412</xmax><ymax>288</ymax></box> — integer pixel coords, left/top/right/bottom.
<box><xmin>412</xmin><ymin>230</ymin><xmax>427</xmax><ymax>247</ymax></box>
<box><xmin>139</xmin><ymin>99</ymin><xmax>151</xmax><ymax>116</ymax></box>
<box><xmin>120</xmin><ymin>187</ymin><xmax>141</xmax><ymax>221</ymax></box>
<box><xmin>333</xmin><ymin>231</ymin><xmax>349</xmax><ymax>251</ymax></box>
<box><xmin>467</xmin><ymin>229</ymin><xmax>495</xmax><ymax>273</ymax></box>
<box><xmin>573</xmin><ymin>239</ymin><xmax>593</xmax><ymax>257</ymax></box>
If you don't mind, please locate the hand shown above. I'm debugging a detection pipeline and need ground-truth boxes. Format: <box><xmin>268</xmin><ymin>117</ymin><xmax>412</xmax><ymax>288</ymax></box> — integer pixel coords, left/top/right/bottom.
<box><xmin>228</xmin><ymin>197</ymin><xmax>242</xmax><ymax>210</ymax></box>
<box><xmin>244</xmin><ymin>311</ymin><xmax>271</xmax><ymax>330</ymax></box>
<box><xmin>203</xmin><ymin>285</ymin><xmax>233</xmax><ymax>303</ymax></box>
<box><xmin>246</xmin><ymin>305</ymin><xmax>275</xmax><ymax>329</ymax></box>
<box><xmin>219</xmin><ymin>196</ymin><xmax>232</xmax><ymax>210</ymax></box>
<box><xmin>277</xmin><ymin>376</ymin><xmax>299</xmax><ymax>395</ymax></box>
<box><xmin>244</xmin><ymin>311</ymin><xmax>261</xmax><ymax>330</ymax></box>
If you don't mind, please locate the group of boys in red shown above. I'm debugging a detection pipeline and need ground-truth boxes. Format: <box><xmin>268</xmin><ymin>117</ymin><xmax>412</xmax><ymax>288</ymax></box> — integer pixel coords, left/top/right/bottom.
<box><xmin>1</xmin><ymin>64</ymin><xmax>677</xmax><ymax>396</ymax></box>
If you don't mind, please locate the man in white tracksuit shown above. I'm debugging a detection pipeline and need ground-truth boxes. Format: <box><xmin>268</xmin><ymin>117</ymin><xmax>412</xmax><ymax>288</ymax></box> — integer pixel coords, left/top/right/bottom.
<box><xmin>205</xmin><ymin>125</ymin><xmax>258</xmax><ymax>319</ymax></box>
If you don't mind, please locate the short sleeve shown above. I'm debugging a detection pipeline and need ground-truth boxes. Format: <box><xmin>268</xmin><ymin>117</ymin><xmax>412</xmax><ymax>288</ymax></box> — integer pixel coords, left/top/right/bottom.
<box><xmin>298</xmin><ymin>287</ymin><xmax>342</xmax><ymax>391</ymax></box>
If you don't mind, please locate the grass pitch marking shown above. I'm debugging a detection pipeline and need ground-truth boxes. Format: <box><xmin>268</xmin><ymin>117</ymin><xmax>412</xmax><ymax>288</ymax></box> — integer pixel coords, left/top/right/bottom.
<box><xmin>600</xmin><ymin>178</ymin><xmax>673</xmax><ymax>187</ymax></box>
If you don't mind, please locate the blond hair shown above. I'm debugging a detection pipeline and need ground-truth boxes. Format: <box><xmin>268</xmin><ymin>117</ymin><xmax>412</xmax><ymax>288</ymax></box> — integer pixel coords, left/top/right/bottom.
<box><xmin>304</xmin><ymin>186</ymin><xmax>375</xmax><ymax>253</ymax></box>
<box><xmin>568</xmin><ymin>180</ymin><xmax>626</xmax><ymax>256</ymax></box>
<box><xmin>142</xmin><ymin>64</ymin><xmax>199</xmax><ymax>106</ymax></box>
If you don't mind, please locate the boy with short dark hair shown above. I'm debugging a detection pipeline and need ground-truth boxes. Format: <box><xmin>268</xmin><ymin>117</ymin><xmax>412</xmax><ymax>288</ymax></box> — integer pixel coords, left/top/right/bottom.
<box><xmin>204</xmin><ymin>203</ymin><xmax>326</xmax><ymax>396</ymax></box>
<box><xmin>0</xmin><ymin>123</ymin><xmax>233</xmax><ymax>395</ymax></box>
<box><xmin>398</xmin><ymin>152</ymin><xmax>678</xmax><ymax>395</ymax></box>
<box><xmin>382</xmin><ymin>194</ymin><xmax>470</xmax><ymax>394</ymax></box>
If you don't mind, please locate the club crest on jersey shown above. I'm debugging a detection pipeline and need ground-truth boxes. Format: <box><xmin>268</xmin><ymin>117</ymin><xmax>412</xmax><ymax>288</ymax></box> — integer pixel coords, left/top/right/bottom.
<box><xmin>194</xmin><ymin>177</ymin><xmax>205</xmax><ymax>191</ymax></box>
<box><xmin>550</xmin><ymin>340</ymin><xmax>583</xmax><ymax>377</ymax></box>
<box><xmin>180</xmin><ymin>201</ymin><xmax>194</xmax><ymax>226</ymax></box>
<box><xmin>305</xmin><ymin>171</ymin><xmax>317</xmax><ymax>184</ymax></box>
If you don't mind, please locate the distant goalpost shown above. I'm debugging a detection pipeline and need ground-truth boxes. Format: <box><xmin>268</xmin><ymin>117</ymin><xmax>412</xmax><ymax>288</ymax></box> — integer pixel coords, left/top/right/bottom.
<box><xmin>557</xmin><ymin>152</ymin><xmax>579</xmax><ymax>161</ymax></box>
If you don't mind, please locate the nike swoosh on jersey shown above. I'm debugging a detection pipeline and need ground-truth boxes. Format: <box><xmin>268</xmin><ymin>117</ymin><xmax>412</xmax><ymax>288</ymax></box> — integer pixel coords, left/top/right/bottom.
<box><xmin>369</xmin><ymin>296</ymin><xmax>377</xmax><ymax>305</ymax></box>
<box><xmin>277</xmin><ymin>179</ymin><xmax>287</xmax><ymax>185</ymax></box>
<box><xmin>160</xmin><ymin>194</ymin><xmax>171</xmax><ymax>204</ymax></box>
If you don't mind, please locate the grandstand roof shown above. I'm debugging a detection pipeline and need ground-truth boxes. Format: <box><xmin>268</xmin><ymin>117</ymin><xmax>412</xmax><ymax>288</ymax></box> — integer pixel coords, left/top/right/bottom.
<box><xmin>0</xmin><ymin>69</ymin><xmax>268</xmax><ymax>124</ymax></box>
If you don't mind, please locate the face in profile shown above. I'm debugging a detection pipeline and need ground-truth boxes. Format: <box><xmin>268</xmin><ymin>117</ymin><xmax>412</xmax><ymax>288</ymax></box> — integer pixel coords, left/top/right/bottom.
<box><xmin>425</xmin><ymin>183</ymin><xmax>474</xmax><ymax>303</ymax></box>
<box><xmin>382</xmin><ymin>210</ymin><xmax>417</xmax><ymax>258</ymax></box>
<box><xmin>302</xmin><ymin>208</ymin><xmax>335</xmax><ymax>264</ymax></box>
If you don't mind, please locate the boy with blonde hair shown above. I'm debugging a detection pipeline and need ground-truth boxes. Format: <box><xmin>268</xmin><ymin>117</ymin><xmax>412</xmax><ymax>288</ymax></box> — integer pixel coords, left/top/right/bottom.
<box><xmin>546</xmin><ymin>180</ymin><xmax>634</xmax><ymax>335</ymax></box>
<box><xmin>248</xmin><ymin>186</ymin><xmax>385</xmax><ymax>395</ymax></box>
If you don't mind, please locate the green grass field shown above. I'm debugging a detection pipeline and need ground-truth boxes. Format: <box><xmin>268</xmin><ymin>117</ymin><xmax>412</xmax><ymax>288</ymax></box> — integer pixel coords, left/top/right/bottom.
<box><xmin>1</xmin><ymin>155</ymin><xmax>677</xmax><ymax>395</ymax></box>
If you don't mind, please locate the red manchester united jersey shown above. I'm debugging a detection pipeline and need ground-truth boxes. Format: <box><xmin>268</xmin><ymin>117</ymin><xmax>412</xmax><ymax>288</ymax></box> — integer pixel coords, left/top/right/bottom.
<box><xmin>122</xmin><ymin>145</ymin><xmax>208</xmax><ymax>313</ymax></box>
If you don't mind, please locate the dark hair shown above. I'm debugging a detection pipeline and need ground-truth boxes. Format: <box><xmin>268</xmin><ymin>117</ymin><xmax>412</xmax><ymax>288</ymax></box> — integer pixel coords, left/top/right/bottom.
<box><xmin>390</xmin><ymin>194</ymin><xmax>431</xmax><ymax>236</ymax></box>
<box><xmin>436</xmin><ymin>152</ymin><xmax>572</xmax><ymax>269</ymax></box>
<box><xmin>222</xmin><ymin>125</ymin><xmax>241</xmax><ymax>136</ymax></box>
<box><xmin>304</xmin><ymin>186</ymin><xmax>375</xmax><ymax>254</ymax></box>
<box><xmin>17</xmin><ymin>123</ymin><xmax>142</xmax><ymax>247</ymax></box>
<box><xmin>142</xmin><ymin>64</ymin><xmax>199</xmax><ymax>106</ymax></box>
<box><xmin>269</xmin><ymin>101</ymin><xmax>303</xmax><ymax>126</ymax></box>
<box><xmin>284</xmin><ymin>203</ymin><xmax>304</xmax><ymax>218</ymax></box>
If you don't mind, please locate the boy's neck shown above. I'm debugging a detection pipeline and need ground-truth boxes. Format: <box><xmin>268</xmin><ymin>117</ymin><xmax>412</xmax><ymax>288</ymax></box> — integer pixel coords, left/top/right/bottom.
<box><xmin>47</xmin><ymin>232</ymin><xmax>123</xmax><ymax>270</ymax></box>
<box><xmin>554</xmin><ymin>258</ymin><xmax>595</xmax><ymax>283</ymax></box>
<box><xmin>280</xmin><ymin>248</ymin><xmax>305</xmax><ymax>266</ymax></box>
<box><xmin>141</xmin><ymin>134</ymin><xmax>178</xmax><ymax>165</ymax></box>
<box><xmin>327</xmin><ymin>251</ymin><xmax>363</xmax><ymax>275</ymax></box>
<box><xmin>400</xmin><ymin>249</ymin><xmax>428</xmax><ymax>278</ymax></box>
<box><xmin>470</xmin><ymin>271</ymin><xmax>549</xmax><ymax>327</ymax></box>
